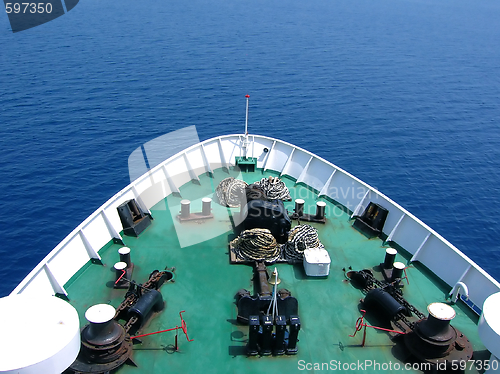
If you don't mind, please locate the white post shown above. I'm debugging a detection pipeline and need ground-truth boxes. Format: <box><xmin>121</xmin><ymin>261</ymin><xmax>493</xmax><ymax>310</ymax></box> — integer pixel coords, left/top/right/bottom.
<box><xmin>245</xmin><ymin>94</ymin><xmax>249</xmax><ymax>136</ymax></box>
<box><xmin>243</xmin><ymin>94</ymin><xmax>250</xmax><ymax>158</ymax></box>
<box><xmin>272</xmin><ymin>267</ymin><xmax>279</xmax><ymax>319</ymax></box>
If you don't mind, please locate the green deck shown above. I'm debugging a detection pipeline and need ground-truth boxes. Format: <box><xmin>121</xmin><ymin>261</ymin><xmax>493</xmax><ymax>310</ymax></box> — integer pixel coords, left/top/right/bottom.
<box><xmin>64</xmin><ymin>168</ymin><xmax>487</xmax><ymax>373</ymax></box>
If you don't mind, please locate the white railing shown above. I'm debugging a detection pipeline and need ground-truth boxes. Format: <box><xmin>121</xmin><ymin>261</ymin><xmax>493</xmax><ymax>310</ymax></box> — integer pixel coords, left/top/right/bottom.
<box><xmin>12</xmin><ymin>134</ymin><xmax>500</xmax><ymax>315</ymax></box>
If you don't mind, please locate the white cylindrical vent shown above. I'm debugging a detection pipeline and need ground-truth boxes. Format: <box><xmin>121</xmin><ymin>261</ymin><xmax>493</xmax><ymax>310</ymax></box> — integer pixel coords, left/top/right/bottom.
<box><xmin>0</xmin><ymin>295</ymin><xmax>80</xmax><ymax>374</ymax></box>
<box><xmin>479</xmin><ymin>292</ymin><xmax>500</xmax><ymax>360</ymax></box>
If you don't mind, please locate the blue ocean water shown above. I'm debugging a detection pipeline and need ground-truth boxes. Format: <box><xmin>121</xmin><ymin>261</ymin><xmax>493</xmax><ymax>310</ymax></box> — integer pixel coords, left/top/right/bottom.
<box><xmin>0</xmin><ymin>0</ymin><xmax>499</xmax><ymax>297</ymax></box>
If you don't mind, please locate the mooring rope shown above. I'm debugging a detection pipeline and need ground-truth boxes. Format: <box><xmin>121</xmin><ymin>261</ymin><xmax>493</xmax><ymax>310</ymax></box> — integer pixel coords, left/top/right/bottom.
<box><xmin>215</xmin><ymin>177</ymin><xmax>248</xmax><ymax>207</ymax></box>
<box><xmin>215</xmin><ymin>176</ymin><xmax>290</xmax><ymax>206</ymax></box>
<box><xmin>283</xmin><ymin>224</ymin><xmax>324</xmax><ymax>261</ymax></box>
<box><xmin>253</xmin><ymin>176</ymin><xmax>291</xmax><ymax>201</ymax></box>
<box><xmin>230</xmin><ymin>228</ymin><xmax>281</xmax><ymax>262</ymax></box>
<box><xmin>230</xmin><ymin>224</ymin><xmax>324</xmax><ymax>262</ymax></box>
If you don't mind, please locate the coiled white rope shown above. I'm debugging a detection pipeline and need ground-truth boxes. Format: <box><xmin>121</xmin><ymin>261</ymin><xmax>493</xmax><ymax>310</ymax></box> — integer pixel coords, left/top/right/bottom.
<box><xmin>229</xmin><ymin>228</ymin><xmax>281</xmax><ymax>262</ymax></box>
<box><xmin>215</xmin><ymin>177</ymin><xmax>248</xmax><ymax>207</ymax></box>
<box><xmin>283</xmin><ymin>224</ymin><xmax>324</xmax><ymax>261</ymax></box>
<box><xmin>253</xmin><ymin>176</ymin><xmax>291</xmax><ymax>201</ymax></box>
<box><xmin>230</xmin><ymin>224</ymin><xmax>324</xmax><ymax>262</ymax></box>
<box><xmin>215</xmin><ymin>176</ymin><xmax>290</xmax><ymax>206</ymax></box>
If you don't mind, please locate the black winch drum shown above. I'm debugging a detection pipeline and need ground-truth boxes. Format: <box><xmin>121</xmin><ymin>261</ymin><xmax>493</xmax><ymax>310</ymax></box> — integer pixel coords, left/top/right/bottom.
<box><xmin>128</xmin><ymin>289</ymin><xmax>164</xmax><ymax>327</ymax></box>
<box><xmin>364</xmin><ymin>288</ymin><xmax>405</xmax><ymax>319</ymax></box>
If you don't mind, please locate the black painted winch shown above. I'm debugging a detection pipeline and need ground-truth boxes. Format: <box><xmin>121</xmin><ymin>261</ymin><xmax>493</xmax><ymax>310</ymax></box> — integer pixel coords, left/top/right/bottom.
<box><xmin>68</xmin><ymin>268</ymin><xmax>174</xmax><ymax>373</ymax></box>
<box><xmin>403</xmin><ymin>303</ymin><xmax>473</xmax><ymax>366</ymax></box>
<box><xmin>69</xmin><ymin>304</ymin><xmax>136</xmax><ymax>374</ymax></box>
<box><xmin>346</xmin><ymin>247</ymin><xmax>474</xmax><ymax>371</ymax></box>
<box><xmin>235</xmin><ymin>262</ymin><xmax>301</xmax><ymax>356</ymax></box>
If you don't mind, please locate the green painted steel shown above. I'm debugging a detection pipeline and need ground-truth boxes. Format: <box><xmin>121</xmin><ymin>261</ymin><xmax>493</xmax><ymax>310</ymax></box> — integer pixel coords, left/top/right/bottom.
<box><xmin>65</xmin><ymin>168</ymin><xmax>486</xmax><ymax>373</ymax></box>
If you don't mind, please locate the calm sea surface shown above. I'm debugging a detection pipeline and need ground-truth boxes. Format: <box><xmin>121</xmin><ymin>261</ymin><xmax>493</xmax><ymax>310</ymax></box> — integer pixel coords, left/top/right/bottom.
<box><xmin>1</xmin><ymin>0</ymin><xmax>499</xmax><ymax>296</ymax></box>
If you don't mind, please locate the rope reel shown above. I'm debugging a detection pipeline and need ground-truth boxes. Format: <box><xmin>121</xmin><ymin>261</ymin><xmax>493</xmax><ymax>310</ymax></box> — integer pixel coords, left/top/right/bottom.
<box><xmin>230</xmin><ymin>228</ymin><xmax>281</xmax><ymax>262</ymax></box>
<box><xmin>215</xmin><ymin>176</ymin><xmax>290</xmax><ymax>206</ymax></box>
<box><xmin>219</xmin><ymin>177</ymin><xmax>323</xmax><ymax>263</ymax></box>
<box><xmin>215</xmin><ymin>177</ymin><xmax>248</xmax><ymax>207</ymax></box>
<box><xmin>283</xmin><ymin>224</ymin><xmax>324</xmax><ymax>261</ymax></box>
<box><xmin>230</xmin><ymin>224</ymin><xmax>324</xmax><ymax>263</ymax></box>
<box><xmin>253</xmin><ymin>176</ymin><xmax>291</xmax><ymax>201</ymax></box>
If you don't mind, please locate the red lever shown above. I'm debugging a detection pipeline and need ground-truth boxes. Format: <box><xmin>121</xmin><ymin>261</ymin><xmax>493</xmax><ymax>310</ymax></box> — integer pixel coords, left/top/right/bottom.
<box><xmin>349</xmin><ymin>309</ymin><xmax>405</xmax><ymax>347</ymax></box>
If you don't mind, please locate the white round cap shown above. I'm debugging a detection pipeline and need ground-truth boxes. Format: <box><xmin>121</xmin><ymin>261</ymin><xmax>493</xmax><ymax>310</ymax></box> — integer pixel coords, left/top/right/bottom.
<box><xmin>393</xmin><ymin>261</ymin><xmax>406</xmax><ymax>270</ymax></box>
<box><xmin>85</xmin><ymin>304</ymin><xmax>116</xmax><ymax>324</ymax></box>
<box><xmin>295</xmin><ymin>199</ymin><xmax>305</xmax><ymax>204</ymax></box>
<box><xmin>316</xmin><ymin>201</ymin><xmax>326</xmax><ymax>207</ymax></box>
<box><xmin>181</xmin><ymin>199</ymin><xmax>190</xmax><ymax>205</ymax></box>
<box><xmin>428</xmin><ymin>302</ymin><xmax>456</xmax><ymax>321</ymax></box>
<box><xmin>0</xmin><ymin>294</ymin><xmax>80</xmax><ymax>374</ymax></box>
<box><xmin>386</xmin><ymin>248</ymin><xmax>398</xmax><ymax>255</ymax></box>
<box><xmin>118</xmin><ymin>247</ymin><xmax>130</xmax><ymax>255</ymax></box>
<box><xmin>114</xmin><ymin>261</ymin><xmax>127</xmax><ymax>270</ymax></box>
<box><xmin>202</xmin><ymin>197</ymin><xmax>212</xmax><ymax>203</ymax></box>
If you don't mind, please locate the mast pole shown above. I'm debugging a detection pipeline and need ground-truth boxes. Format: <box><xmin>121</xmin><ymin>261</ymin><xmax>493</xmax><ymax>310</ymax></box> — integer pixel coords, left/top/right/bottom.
<box><xmin>243</xmin><ymin>94</ymin><xmax>250</xmax><ymax>158</ymax></box>
<box><xmin>245</xmin><ymin>94</ymin><xmax>250</xmax><ymax>137</ymax></box>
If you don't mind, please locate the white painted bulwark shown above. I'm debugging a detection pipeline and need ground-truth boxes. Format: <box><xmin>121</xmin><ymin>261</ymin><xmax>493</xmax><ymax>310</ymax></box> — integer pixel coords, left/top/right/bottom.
<box><xmin>10</xmin><ymin>134</ymin><xmax>500</xmax><ymax>317</ymax></box>
<box><xmin>479</xmin><ymin>292</ymin><xmax>500</xmax><ymax>359</ymax></box>
<box><xmin>0</xmin><ymin>295</ymin><xmax>80</xmax><ymax>373</ymax></box>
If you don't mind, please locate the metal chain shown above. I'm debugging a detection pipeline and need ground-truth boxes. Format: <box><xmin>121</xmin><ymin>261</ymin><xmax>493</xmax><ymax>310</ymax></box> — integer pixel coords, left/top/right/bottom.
<box><xmin>357</xmin><ymin>269</ymin><xmax>425</xmax><ymax>321</ymax></box>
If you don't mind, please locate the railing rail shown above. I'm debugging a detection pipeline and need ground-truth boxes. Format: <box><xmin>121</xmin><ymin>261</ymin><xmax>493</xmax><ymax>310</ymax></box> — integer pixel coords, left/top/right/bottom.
<box><xmin>12</xmin><ymin>134</ymin><xmax>500</xmax><ymax>315</ymax></box>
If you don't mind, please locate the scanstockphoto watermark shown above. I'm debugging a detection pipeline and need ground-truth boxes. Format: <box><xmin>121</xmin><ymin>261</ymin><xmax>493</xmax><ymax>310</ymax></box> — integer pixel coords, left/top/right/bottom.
<box><xmin>298</xmin><ymin>359</ymin><xmax>499</xmax><ymax>372</ymax></box>
<box><xmin>298</xmin><ymin>360</ymin><xmax>433</xmax><ymax>371</ymax></box>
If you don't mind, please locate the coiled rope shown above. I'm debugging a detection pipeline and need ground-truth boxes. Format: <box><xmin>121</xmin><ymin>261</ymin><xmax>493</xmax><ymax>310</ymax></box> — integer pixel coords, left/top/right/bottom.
<box><xmin>253</xmin><ymin>176</ymin><xmax>291</xmax><ymax>201</ymax></box>
<box><xmin>215</xmin><ymin>177</ymin><xmax>248</xmax><ymax>207</ymax></box>
<box><xmin>230</xmin><ymin>224</ymin><xmax>324</xmax><ymax>263</ymax></box>
<box><xmin>216</xmin><ymin>176</ymin><xmax>290</xmax><ymax>206</ymax></box>
<box><xmin>230</xmin><ymin>228</ymin><xmax>281</xmax><ymax>262</ymax></box>
<box><xmin>283</xmin><ymin>224</ymin><xmax>324</xmax><ymax>261</ymax></box>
